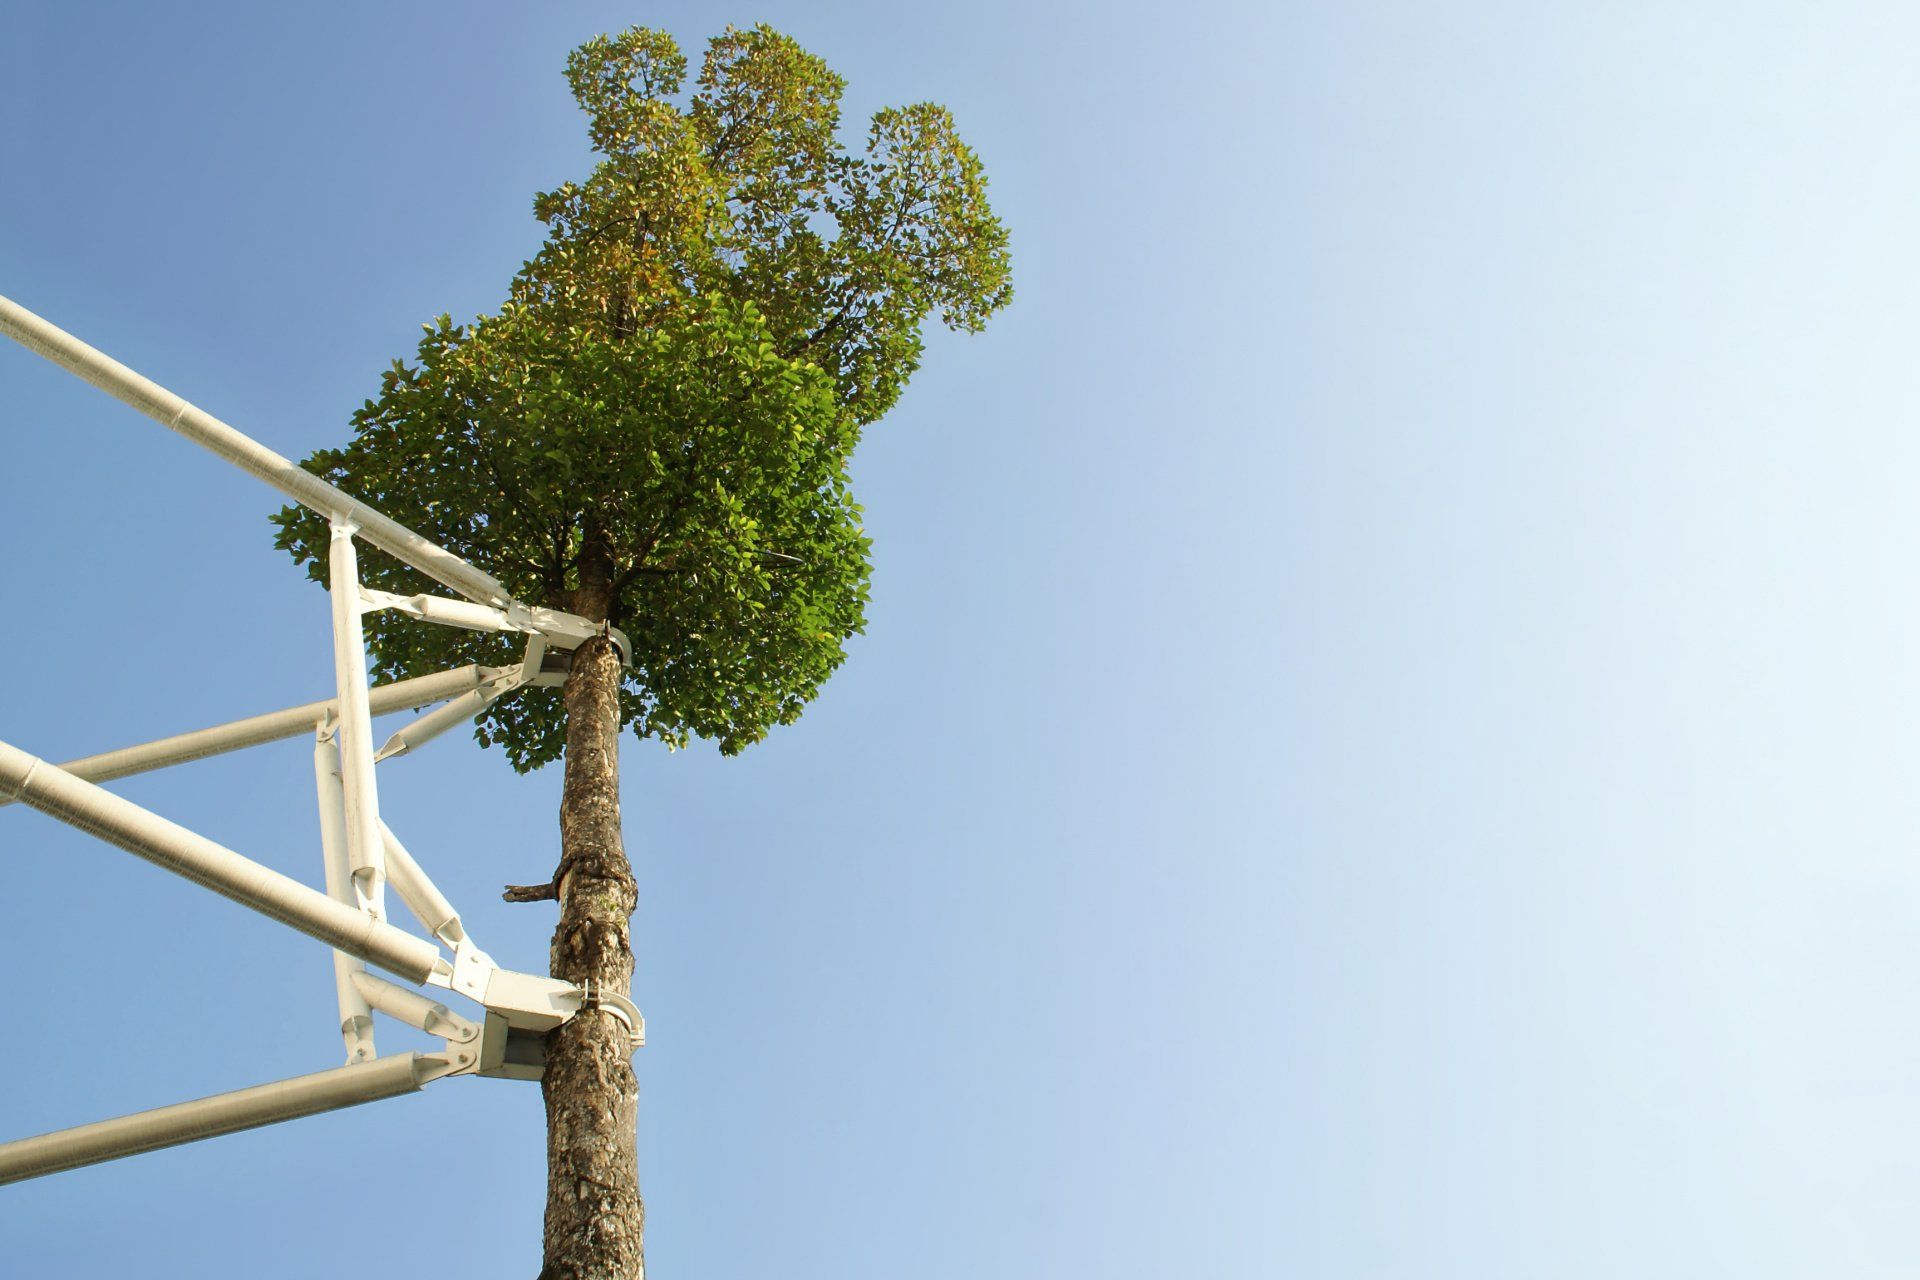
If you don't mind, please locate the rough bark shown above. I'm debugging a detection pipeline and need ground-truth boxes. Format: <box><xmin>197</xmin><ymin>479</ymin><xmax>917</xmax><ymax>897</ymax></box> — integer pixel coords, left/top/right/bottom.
<box><xmin>538</xmin><ymin>537</ymin><xmax>644</xmax><ymax>1279</ymax></box>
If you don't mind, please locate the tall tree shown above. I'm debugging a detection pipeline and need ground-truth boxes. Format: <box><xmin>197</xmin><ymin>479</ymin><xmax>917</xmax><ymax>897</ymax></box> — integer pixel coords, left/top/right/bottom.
<box><xmin>272</xmin><ymin>24</ymin><xmax>1010</xmax><ymax>1279</ymax></box>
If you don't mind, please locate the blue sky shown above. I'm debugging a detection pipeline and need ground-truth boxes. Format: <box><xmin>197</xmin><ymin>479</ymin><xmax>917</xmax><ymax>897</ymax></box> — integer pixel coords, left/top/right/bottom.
<box><xmin>6</xmin><ymin>2</ymin><xmax>1920</xmax><ymax>1276</ymax></box>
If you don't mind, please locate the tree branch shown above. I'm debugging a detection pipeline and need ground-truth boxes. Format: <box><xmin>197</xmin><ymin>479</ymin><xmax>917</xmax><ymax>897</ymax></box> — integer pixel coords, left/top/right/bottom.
<box><xmin>787</xmin><ymin>302</ymin><xmax>850</xmax><ymax>358</ymax></box>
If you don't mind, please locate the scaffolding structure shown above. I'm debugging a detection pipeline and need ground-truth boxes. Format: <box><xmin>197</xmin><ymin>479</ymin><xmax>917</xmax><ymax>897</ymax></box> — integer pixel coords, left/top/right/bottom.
<box><xmin>0</xmin><ymin>294</ymin><xmax>641</xmax><ymax>1185</ymax></box>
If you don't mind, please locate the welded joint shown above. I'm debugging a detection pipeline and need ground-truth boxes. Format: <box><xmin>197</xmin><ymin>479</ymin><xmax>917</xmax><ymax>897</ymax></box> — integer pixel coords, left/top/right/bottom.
<box><xmin>0</xmin><ymin>755</ymin><xmax>38</xmax><ymax>805</ymax></box>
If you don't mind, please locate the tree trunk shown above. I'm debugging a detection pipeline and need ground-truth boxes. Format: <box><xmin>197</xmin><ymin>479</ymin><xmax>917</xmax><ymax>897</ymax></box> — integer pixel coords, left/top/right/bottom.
<box><xmin>539</xmin><ymin>575</ymin><xmax>644</xmax><ymax>1278</ymax></box>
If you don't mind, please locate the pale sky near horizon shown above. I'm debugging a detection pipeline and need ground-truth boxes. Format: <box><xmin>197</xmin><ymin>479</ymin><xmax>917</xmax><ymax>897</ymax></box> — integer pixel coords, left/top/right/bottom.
<box><xmin>8</xmin><ymin>2</ymin><xmax>1920</xmax><ymax>1276</ymax></box>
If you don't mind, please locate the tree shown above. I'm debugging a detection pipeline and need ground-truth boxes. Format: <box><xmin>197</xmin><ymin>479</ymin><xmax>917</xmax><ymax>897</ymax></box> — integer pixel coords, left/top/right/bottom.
<box><xmin>271</xmin><ymin>24</ymin><xmax>1011</xmax><ymax>1279</ymax></box>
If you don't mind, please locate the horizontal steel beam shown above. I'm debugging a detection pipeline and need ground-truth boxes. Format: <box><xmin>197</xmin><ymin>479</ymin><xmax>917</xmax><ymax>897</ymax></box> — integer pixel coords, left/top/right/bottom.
<box><xmin>0</xmin><ymin>665</ymin><xmax>501</xmax><ymax>807</ymax></box>
<box><xmin>0</xmin><ymin>292</ymin><xmax>509</xmax><ymax>608</ymax></box>
<box><xmin>0</xmin><ymin>1052</ymin><xmax>455</xmax><ymax>1185</ymax></box>
<box><xmin>0</xmin><ymin>741</ymin><xmax>446</xmax><ymax>984</ymax></box>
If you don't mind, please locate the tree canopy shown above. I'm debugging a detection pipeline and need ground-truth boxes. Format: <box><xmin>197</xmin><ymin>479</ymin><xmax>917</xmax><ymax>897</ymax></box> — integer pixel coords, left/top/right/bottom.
<box><xmin>272</xmin><ymin>24</ymin><xmax>1012</xmax><ymax>768</ymax></box>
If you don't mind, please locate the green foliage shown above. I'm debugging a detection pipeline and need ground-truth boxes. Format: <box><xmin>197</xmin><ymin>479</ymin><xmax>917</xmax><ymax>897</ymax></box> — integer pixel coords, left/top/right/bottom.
<box><xmin>272</xmin><ymin>24</ymin><xmax>1010</xmax><ymax>769</ymax></box>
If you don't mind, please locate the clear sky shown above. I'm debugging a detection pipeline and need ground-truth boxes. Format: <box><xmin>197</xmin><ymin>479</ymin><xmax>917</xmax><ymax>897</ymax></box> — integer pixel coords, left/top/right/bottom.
<box><xmin>5</xmin><ymin>1</ymin><xmax>1920</xmax><ymax>1276</ymax></box>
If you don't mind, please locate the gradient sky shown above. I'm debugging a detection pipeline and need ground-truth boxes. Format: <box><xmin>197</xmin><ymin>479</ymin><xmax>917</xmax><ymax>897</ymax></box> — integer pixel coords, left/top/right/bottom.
<box><xmin>6</xmin><ymin>2</ymin><xmax>1920</xmax><ymax>1276</ymax></box>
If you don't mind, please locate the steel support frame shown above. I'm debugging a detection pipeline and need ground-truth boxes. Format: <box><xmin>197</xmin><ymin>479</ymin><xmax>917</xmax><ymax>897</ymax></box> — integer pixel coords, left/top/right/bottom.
<box><xmin>0</xmin><ymin>1053</ymin><xmax>466</xmax><ymax>1187</ymax></box>
<box><xmin>0</xmin><ymin>665</ymin><xmax>504</xmax><ymax>807</ymax></box>
<box><xmin>0</xmin><ymin>292</ymin><xmax>644</xmax><ymax>1185</ymax></box>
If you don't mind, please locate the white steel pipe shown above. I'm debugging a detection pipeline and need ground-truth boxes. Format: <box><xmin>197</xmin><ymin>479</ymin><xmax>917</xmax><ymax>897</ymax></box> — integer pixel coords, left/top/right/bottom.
<box><xmin>328</xmin><ymin>523</ymin><xmax>385</xmax><ymax>919</ymax></box>
<box><xmin>379</xmin><ymin>821</ymin><xmax>465</xmax><ymax>947</ymax></box>
<box><xmin>0</xmin><ymin>1052</ymin><xmax>454</xmax><ymax>1185</ymax></box>
<box><xmin>375</xmin><ymin>672</ymin><xmax>522</xmax><ymax>762</ymax></box>
<box><xmin>315</xmin><ymin>735</ymin><xmax>376</xmax><ymax>1064</ymax></box>
<box><xmin>361</xmin><ymin>589</ymin><xmax>514</xmax><ymax>633</ymax></box>
<box><xmin>0</xmin><ymin>741</ymin><xmax>445</xmax><ymax>984</ymax></box>
<box><xmin>350</xmin><ymin>971</ymin><xmax>479</xmax><ymax>1042</ymax></box>
<box><xmin>0</xmin><ymin>665</ymin><xmax>499</xmax><ymax>808</ymax></box>
<box><xmin>0</xmin><ymin>293</ymin><xmax>510</xmax><ymax>608</ymax></box>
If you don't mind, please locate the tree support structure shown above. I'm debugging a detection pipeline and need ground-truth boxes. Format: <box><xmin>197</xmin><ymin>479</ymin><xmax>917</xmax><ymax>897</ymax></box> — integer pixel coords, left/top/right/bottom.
<box><xmin>0</xmin><ymin>293</ymin><xmax>640</xmax><ymax>1184</ymax></box>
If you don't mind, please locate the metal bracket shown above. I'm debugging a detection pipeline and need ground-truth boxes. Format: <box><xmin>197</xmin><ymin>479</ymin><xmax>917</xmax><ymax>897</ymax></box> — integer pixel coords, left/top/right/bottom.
<box><xmin>428</xmin><ymin>938</ymin><xmax>645</xmax><ymax>1079</ymax></box>
<box><xmin>471</xmin><ymin>970</ymin><xmax>587</xmax><ymax>1081</ymax></box>
<box><xmin>431</xmin><ymin>1044</ymin><xmax>482</xmax><ymax>1077</ymax></box>
<box><xmin>430</xmin><ymin>936</ymin><xmax>500</xmax><ymax>1005</ymax></box>
<box><xmin>519</xmin><ymin>634</ymin><xmax>553</xmax><ymax>688</ymax></box>
<box><xmin>425</xmin><ymin>936</ymin><xmax>596</xmax><ymax>1080</ymax></box>
<box><xmin>0</xmin><ymin>293</ymin><xmax>649</xmax><ymax>1183</ymax></box>
<box><xmin>578</xmin><ymin>979</ymin><xmax>646</xmax><ymax>1051</ymax></box>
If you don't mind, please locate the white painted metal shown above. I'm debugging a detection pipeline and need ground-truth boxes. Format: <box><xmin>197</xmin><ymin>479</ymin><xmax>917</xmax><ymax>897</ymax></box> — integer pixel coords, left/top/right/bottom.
<box><xmin>0</xmin><ymin>1053</ymin><xmax>461</xmax><ymax>1185</ymax></box>
<box><xmin>480</xmin><ymin>967</ymin><xmax>584</xmax><ymax>1033</ymax></box>
<box><xmin>350</xmin><ymin>971</ymin><xmax>480</xmax><ymax>1043</ymax></box>
<box><xmin>379</xmin><ymin>821</ymin><xmax>466</xmax><ymax>948</ymax></box>
<box><xmin>438</xmin><ymin>932</ymin><xmax>499</xmax><ymax>1004</ymax></box>
<box><xmin>519</xmin><ymin>634</ymin><xmax>551</xmax><ymax>686</ymax></box>
<box><xmin>510</xmin><ymin>603</ymin><xmax>631</xmax><ymax>663</ymax></box>
<box><xmin>362</xmin><ymin>587</ymin><xmax>634</xmax><ymax>667</ymax></box>
<box><xmin>0</xmin><ymin>295</ymin><xmax>634</xmax><ymax>672</ymax></box>
<box><xmin>470</xmin><ymin>976</ymin><xmax>639</xmax><ymax>1082</ymax></box>
<box><xmin>315</xmin><ymin>734</ymin><xmax>376</xmax><ymax>1064</ymax></box>
<box><xmin>0</xmin><ymin>665</ymin><xmax>502</xmax><ymax>809</ymax></box>
<box><xmin>0</xmin><ymin>293</ymin><xmax>510</xmax><ymax>608</ymax></box>
<box><xmin>328</xmin><ymin>521</ymin><xmax>386</xmax><ymax>919</ymax></box>
<box><xmin>361</xmin><ymin>588</ymin><xmax>514</xmax><ymax>633</ymax></box>
<box><xmin>0</xmin><ymin>293</ymin><xmax>651</xmax><ymax>1179</ymax></box>
<box><xmin>0</xmin><ymin>741</ymin><xmax>446</xmax><ymax>984</ymax></box>
<box><xmin>375</xmin><ymin>669</ymin><xmax>524</xmax><ymax>763</ymax></box>
<box><xmin>579</xmin><ymin>981</ymin><xmax>647</xmax><ymax>1050</ymax></box>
